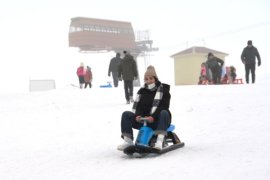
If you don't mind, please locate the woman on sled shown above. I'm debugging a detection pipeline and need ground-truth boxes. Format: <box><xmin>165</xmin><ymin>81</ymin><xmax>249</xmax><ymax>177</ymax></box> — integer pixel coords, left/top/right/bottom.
<box><xmin>117</xmin><ymin>65</ymin><xmax>172</xmax><ymax>151</ymax></box>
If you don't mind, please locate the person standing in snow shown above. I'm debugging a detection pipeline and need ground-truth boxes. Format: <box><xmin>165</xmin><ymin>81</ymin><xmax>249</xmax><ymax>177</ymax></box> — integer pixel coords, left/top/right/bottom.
<box><xmin>76</xmin><ymin>62</ymin><xmax>86</xmax><ymax>89</ymax></box>
<box><xmin>108</xmin><ymin>52</ymin><xmax>122</xmax><ymax>87</ymax></box>
<box><xmin>241</xmin><ymin>40</ymin><xmax>261</xmax><ymax>84</ymax></box>
<box><xmin>117</xmin><ymin>65</ymin><xmax>172</xmax><ymax>151</ymax></box>
<box><xmin>118</xmin><ymin>51</ymin><xmax>138</xmax><ymax>104</ymax></box>
<box><xmin>84</xmin><ymin>66</ymin><xmax>92</xmax><ymax>88</ymax></box>
<box><xmin>206</xmin><ymin>52</ymin><xmax>224</xmax><ymax>84</ymax></box>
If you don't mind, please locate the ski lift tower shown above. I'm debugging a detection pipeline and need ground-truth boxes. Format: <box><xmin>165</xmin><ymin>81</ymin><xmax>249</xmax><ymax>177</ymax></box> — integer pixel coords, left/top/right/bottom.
<box><xmin>135</xmin><ymin>30</ymin><xmax>159</xmax><ymax>71</ymax></box>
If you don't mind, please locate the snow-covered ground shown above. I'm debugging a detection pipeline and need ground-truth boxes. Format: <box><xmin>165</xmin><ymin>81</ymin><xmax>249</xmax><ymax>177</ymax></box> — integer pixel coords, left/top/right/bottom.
<box><xmin>1</xmin><ymin>74</ymin><xmax>270</xmax><ymax>180</ymax></box>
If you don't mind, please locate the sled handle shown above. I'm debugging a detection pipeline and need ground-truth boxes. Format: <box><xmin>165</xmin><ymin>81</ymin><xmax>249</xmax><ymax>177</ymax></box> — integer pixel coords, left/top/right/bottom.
<box><xmin>139</xmin><ymin>117</ymin><xmax>149</xmax><ymax>121</ymax></box>
<box><xmin>138</xmin><ymin>117</ymin><xmax>150</xmax><ymax>126</ymax></box>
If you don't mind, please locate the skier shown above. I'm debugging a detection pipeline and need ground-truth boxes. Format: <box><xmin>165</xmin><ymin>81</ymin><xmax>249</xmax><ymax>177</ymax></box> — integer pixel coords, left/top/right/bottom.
<box><xmin>117</xmin><ymin>65</ymin><xmax>171</xmax><ymax>151</ymax></box>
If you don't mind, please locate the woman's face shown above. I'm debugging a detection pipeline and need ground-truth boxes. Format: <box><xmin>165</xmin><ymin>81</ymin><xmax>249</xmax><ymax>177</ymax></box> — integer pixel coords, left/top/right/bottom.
<box><xmin>144</xmin><ymin>76</ymin><xmax>156</xmax><ymax>85</ymax></box>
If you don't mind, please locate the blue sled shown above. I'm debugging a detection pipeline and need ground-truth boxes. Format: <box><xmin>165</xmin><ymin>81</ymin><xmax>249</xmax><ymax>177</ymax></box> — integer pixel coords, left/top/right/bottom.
<box><xmin>100</xmin><ymin>82</ymin><xmax>112</xmax><ymax>88</ymax></box>
<box><xmin>135</xmin><ymin>123</ymin><xmax>178</xmax><ymax>147</ymax></box>
<box><xmin>124</xmin><ymin>123</ymin><xmax>184</xmax><ymax>156</ymax></box>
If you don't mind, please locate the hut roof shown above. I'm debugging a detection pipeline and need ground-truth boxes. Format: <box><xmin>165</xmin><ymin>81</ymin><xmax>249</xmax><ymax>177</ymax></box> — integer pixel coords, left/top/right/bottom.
<box><xmin>171</xmin><ymin>46</ymin><xmax>228</xmax><ymax>57</ymax></box>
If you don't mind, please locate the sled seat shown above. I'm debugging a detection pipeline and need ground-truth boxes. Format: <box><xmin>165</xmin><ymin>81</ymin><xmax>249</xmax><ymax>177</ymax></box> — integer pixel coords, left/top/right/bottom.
<box><xmin>198</xmin><ymin>79</ymin><xmax>209</xmax><ymax>85</ymax></box>
<box><xmin>167</xmin><ymin>124</ymin><xmax>175</xmax><ymax>132</ymax></box>
<box><xmin>201</xmin><ymin>79</ymin><xmax>209</xmax><ymax>85</ymax></box>
<box><xmin>233</xmin><ymin>78</ymin><xmax>243</xmax><ymax>84</ymax></box>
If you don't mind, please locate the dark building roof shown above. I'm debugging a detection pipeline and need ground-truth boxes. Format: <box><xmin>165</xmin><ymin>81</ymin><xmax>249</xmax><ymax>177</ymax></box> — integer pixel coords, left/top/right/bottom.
<box><xmin>171</xmin><ymin>46</ymin><xmax>228</xmax><ymax>57</ymax></box>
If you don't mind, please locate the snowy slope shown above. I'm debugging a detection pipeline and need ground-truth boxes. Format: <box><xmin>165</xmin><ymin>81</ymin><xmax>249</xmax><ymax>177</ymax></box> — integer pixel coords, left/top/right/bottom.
<box><xmin>1</xmin><ymin>77</ymin><xmax>270</xmax><ymax>180</ymax></box>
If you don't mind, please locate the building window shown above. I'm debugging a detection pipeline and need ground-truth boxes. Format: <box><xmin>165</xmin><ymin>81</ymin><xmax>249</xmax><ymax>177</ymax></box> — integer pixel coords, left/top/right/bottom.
<box><xmin>95</xmin><ymin>26</ymin><xmax>101</xmax><ymax>32</ymax></box>
<box><xmin>69</xmin><ymin>26</ymin><xmax>76</xmax><ymax>33</ymax></box>
<box><xmin>70</xmin><ymin>23</ymin><xmax>134</xmax><ymax>35</ymax></box>
<box><xmin>83</xmin><ymin>25</ymin><xmax>90</xmax><ymax>31</ymax></box>
<box><xmin>76</xmin><ymin>25</ymin><xmax>83</xmax><ymax>32</ymax></box>
<box><xmin>101</xmin><ymin>26</ymin><xmax>107</xmax><ymax>32</ymax></box>
<box><xmin>89</xmin><ymin>25</ymin><xmax>96</xmax><ymax>31</ymax></box>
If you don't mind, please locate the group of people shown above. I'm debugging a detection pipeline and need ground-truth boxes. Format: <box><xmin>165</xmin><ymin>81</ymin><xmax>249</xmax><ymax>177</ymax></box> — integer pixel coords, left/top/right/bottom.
<box><xmin>77</xmin><ymin>60</ymin><xmax>171</xmax><ymax>151</ymax></box>
<box><xmin>76</xmin><ymin>40</ymin><xmax>262</xmax><ymax>151</ymax></box>
<box><xmin>76</xmin><ymin>62</ymin><xmax>93</xmax><ymax>89</ymax></box>
<box><xmin>118</xmin><ymin>40</ymin><xmax>262</xmax><ymax>151</ymax></box>
<box><xmin>198</xmin><ymin>40</ymin><xmax>261</xmax><ymax>85</ymax></box>
<box><xmin>76</xmin><ymin>51</ymin><xmax>138</xmax><ymax>104</ymax></box>
<box><xmin>198</xmin><ymin>52</ymin><xmax>225</xmax><ymax>85</ymax></box>
<box><xmin>110</xmin><ymin>62</ymin><xmax>173</xmax><ymax>150</ymax></box>
<box><xmin>198</xmin><ymin>57</ymin><xmax>237</xmax><ymax>85</ymax></box>
<box><xmin>108</xmin><ymin>51</ymin><xmax>138</xmax><ymax>104</ymax></box>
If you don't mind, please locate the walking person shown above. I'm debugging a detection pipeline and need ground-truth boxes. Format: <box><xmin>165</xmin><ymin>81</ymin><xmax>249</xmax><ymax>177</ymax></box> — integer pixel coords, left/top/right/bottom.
<box><xmin>108</xmin><ymin>52</ymin><xmax>122</xmax><ymax>87</ymax></box>
<box><xmin>76</xmin><ymin>62</ymin><xmax>85</xmax><ymax>89</ymax></box>
<box><xmin>84</xmin><ymin>66</ymin><xmax>92</xmax><ymax>88</ymax></box>
<box><xmin>206</xmin><ymin>52</ymin><xmax>224</xmax><ymax>84</ymax></box>
<box><xmin>118</xmin><ymin>51</ymin><xmax>138</xmax><ymax>104</ymax></box>
<box><xmin>241</xmin><ymin>40</ymin><xmax>261</xmax><ymax>84</ymax></box>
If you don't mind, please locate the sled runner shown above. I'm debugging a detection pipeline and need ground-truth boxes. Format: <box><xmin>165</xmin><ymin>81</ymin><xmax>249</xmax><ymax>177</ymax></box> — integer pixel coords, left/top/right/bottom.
<box><xmin>123</xmin><ymin>118</ymin><xmax>185</xmax><ymax>157</ymax></box>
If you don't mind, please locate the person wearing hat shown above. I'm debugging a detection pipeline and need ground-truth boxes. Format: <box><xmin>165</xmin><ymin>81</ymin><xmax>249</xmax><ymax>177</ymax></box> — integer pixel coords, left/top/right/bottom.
<box><xmin>241</xmin><ymin>40</ymin><xmax>261</xmax><ymax>84</ymax></box>
<box><xmin>117</xmin><ymin>65</ymin><xmax>172</xmax><ymax>151</ymax></box>
<box><xmin>206</xmin><ymin>52</ymin><xmax>224</xmax><ymax>84</ymax></box>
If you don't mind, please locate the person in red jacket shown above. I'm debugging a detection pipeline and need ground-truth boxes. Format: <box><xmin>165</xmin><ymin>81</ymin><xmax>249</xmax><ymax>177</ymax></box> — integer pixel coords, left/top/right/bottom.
<box><xmin>76</xmin><ymin>62</ymin><xmax>85</xmax><ymax>89</ymax></box>
<box><xmin>198</xmin><ymin>62</ymin><xmax>208</xmax><ymax>84</ymax></box>
<box><xmin>84</xmin><ymin>66</ymin><xmax>93</xmax><ymax>88</ymax></box>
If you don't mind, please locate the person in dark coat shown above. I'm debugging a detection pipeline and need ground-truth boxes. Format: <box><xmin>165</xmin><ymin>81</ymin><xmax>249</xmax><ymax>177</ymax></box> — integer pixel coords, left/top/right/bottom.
<box><xmin>84</xmin><ymin>66</ymin><xmax>92</xmax><ymax>88</ymax></box>
<box><xmin>118</xmin><ymin>51</ymin><xmax>138</xmax><ymax>104</ymax></box>
<box><xmin>206</xmin><ymin>52</ymin><xmax>224</xmax><ymax>84</ymax></box>
<box><xmin>108</xmin><ymin>52</ymin><xmax>122</xmax><ymax>87</ymax></box>
<box><xmin>241</xmin><ymin>40</ymin><xmax>261</xmax><ymax>84</ymax></box>
<box><xmin>117</xmin><ymin>65</ymin><xmax>172</xmax><ymax>151</ymax></box>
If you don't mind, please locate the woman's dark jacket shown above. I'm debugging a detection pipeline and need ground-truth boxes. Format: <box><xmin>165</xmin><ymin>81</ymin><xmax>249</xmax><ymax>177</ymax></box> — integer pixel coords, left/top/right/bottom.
<box><xmin>134</xmin><ymin>81</ymin><xmax>171</xmax><ymax>120</ymax></box>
